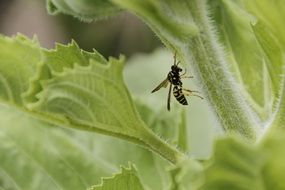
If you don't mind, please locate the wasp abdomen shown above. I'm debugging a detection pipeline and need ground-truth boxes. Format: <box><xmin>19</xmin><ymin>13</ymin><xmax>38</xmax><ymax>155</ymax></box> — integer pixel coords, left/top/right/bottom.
<box><xmin>173</xmin><ymin>86</ymin><xmax>188</xmax><ymax>105</ymax></box>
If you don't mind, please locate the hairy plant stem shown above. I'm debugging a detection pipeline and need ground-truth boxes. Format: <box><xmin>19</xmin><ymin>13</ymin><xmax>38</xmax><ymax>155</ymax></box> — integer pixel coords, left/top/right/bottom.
<box><xmin>140</xmin><ymin>125</ymin><xmax>187</xmax><ymax>164</ymax></box>
<box><xmin>183</xmin><ymin>0</ymin><xmax>260</xmax><ymax>140</ymax></box>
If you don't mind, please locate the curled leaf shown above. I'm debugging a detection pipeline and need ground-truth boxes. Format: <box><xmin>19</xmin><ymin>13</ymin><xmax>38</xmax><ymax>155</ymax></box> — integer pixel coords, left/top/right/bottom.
<box><xmin>47</xmin><ymin>0</ymin><xmax>121</xmax><ymax>22</ymax></box>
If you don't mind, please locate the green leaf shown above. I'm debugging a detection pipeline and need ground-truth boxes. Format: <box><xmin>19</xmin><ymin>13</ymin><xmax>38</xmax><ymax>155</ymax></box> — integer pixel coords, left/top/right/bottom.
<box><xmin>60</xmin><ymin>98</ymin><xmax>187</xmax><ymax>190</ymax></box>
<box><xmin>199</xmin><ymin>132</ymin><xmax>285</xmax><ymax>190</ymax></box>
<box><xmin>251</xmin><ymin>21</ymin><xmax>285</xmax><ymax>108</ymax></box>
<box><xmin>46</xmin><ymin>0</ymin><xmax>121</xmax><ymax>22</ymax></box>
<box><xmin>245</xmin><ymin>0</ymin><xmax>285</xmax><ymax>50</ymax></box>
<box><xmin>243</xmin><ymin>0</ymin><xmax>285</xmax><ymax>131</ymax></box>
<box><xmin>0</xmin><ymin>105</ymin><xmax>116</xmax><ymax>190</ymax></box>
<box><xmin>200</xmin><ymin>137</ymin><xmax>265</xmax><ymax>190</ymax></box>
<box><xmin>0</xmin><ymin>34</ymin><xmax>43</xmax><ymax>106</ymax></box>
<box><xmin>88</xmin><ymin>164</ymin><xmax>145</xmax><ymax>190</ymax></box>
<box><xmin>0</xmin><ymin>34</ymin><xmax>185</xmax><ymax>164</ymax></box>
<box><xmin>33</xmin><ymin>43</ymin><xmax>185</xmax><ymax>163</ymax></box>
<box><xmin>0</xmin><ymin>91</ymin><xmax>184</xmax><ymax>190</ymax></box>
<box><xmin>72</xmin><ymin>103</ymin><xmax>172</xmax><ymax>190</ymax></box>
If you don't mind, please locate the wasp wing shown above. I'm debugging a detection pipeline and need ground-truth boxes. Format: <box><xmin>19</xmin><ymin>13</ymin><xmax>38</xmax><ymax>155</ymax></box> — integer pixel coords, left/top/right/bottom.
<box><xmin>167</xmin><ymin>83</ymin><xmax>172</xmax><ymax>111</ymax></box>
<box><xmin>151</xmin><ymin>78</ymin><xmax>169</xmax><ymax>93</ymax></box>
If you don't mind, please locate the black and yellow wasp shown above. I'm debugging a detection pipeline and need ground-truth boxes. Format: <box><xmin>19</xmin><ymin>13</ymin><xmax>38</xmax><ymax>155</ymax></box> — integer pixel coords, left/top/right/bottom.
<box><xmin>151</xmin><ymin>53</ymin><xmax>203</xmax><ymax>111</ymax></box>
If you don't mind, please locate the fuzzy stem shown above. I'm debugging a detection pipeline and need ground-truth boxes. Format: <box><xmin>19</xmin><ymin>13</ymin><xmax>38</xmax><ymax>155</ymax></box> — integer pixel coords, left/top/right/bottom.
<box><xmin>183</xmin><ymin>0</ymin><xmax>259</xmax><ymax>140</ymax></box>
<box><xmin>141</xmin><ymin>126</ymin><xmax>187</xmax><ymax>164</ymax></box>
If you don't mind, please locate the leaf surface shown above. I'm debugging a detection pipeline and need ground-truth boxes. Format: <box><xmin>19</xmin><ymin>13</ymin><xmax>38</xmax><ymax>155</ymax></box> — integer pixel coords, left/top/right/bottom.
<box><xmin>0</xmin><ymin>105</ymin><xmax>116</xmax><ymax>190</ymax></box>
<box><xmin>251</xmin><ymin>21</ymin><xmax>285</xmax><ymax>109</ymax></box>
<box><xmin>245</xmin><ymin>0</ymin><xmax>285</xmax><ymax>50</ymax></box>
<box><xmin>199</xmin><ymin>133</ymin><xmax>285</xmax><ymax>190</ymax></box>
<box><xmin>244</xmin><ymin>0</ymin><xmax>285</xmax><ymax>131</ymax></box>
<box><xmin>0</xmin><ymin>34</ymin><xmax>43</xmax><ymax>106</ymax></box>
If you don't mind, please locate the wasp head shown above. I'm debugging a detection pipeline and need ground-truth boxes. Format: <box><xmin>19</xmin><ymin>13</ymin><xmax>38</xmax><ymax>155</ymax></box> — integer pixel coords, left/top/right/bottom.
<box><xmin>171</xmin><ymin>65</ymin><xmax>182</xmax><ymax>73</ymax></box>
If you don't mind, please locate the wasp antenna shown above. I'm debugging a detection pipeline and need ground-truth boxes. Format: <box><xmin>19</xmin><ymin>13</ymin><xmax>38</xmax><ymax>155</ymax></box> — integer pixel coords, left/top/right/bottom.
<box><xmin>177</xmin><ymin>61</ymin><xmax>181</xmax><ymax>66</ymax></box>
<box><xmin>173</xmin><ymin>52</ymin><xmax>177</xmax><ymax>65</ymax></box>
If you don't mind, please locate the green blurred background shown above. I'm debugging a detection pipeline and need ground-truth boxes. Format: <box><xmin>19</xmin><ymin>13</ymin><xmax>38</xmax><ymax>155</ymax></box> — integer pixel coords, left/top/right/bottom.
<box><xmin>0</xmin><ymin>0</ymin><xmax>161</xmax><ymax>57</ymax></box>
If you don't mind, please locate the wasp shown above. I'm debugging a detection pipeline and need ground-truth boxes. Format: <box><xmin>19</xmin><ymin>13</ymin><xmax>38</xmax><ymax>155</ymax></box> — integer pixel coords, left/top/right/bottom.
<box><xmin>151</xmin><ymin>53</ymin><xmax>203</xmax><ymax>111</ymax></box>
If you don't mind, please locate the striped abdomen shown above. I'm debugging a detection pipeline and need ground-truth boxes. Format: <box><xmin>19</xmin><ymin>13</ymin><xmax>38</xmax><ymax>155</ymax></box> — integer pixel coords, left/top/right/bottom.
<box><xmin>173</xmin><ymin>86</ymin><xmax>188</xmax><ymax>105</ymax></box>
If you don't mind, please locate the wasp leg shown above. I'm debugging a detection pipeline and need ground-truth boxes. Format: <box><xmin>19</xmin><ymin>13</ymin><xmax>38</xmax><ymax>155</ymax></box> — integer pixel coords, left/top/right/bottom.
<box><xmin>182</xmin><ymin>88</ymin><xmax>204</xmax><ymax>99</ymax></box>
<box><xmin>167</xmin><ymin>83</ymin><xmax>173</xmax><ymax>111</ymax></box>
<box><xmin>180</xmin><ymin>69</ymin><xmax>193</xmax><ymax>78</ymax></box>
<box><xmin>181</xmin><ymin>75</ymin><xmax>194</xmax><ymax>79</ymax></box>
<box><xmin>180</xmin><ymin>68</ymin><xmax>187</xmax><ymax>76</ymax></box>
<box><xmin>183</xmin><ymin>88</ymin><xmax>200</xmax><ymax>93</ymax></box>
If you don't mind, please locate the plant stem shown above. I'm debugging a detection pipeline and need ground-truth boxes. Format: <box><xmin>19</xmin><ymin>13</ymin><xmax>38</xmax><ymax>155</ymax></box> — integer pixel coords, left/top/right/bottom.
<box><xmin>140</xmin><ymin>125</ymin><xmax>187</xmax><ymax>164</ymax></box>
<box><xmin>181</xmin><ymin>0</ymin><xmax>260</xmax><ymax>140</ymax></box>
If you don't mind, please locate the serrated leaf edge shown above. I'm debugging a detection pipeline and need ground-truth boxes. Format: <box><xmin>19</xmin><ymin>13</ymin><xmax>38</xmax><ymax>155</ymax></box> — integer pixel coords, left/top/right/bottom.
<box><xmin>87</xmin><ymin>162</ymin><xmax>144</xmax><ymax>190</ymax></box>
